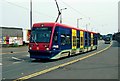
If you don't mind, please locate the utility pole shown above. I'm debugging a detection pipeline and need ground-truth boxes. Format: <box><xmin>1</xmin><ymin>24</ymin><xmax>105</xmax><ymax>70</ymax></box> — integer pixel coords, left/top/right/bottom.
<box><xmin>30</xmin><ymin>0</ymin><xmax>32</xmax><ymax>29</ymax></box>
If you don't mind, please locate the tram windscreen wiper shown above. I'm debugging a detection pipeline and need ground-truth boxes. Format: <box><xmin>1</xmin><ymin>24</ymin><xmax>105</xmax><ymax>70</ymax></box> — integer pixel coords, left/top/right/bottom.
<box><xmin>31</xmin><ymin>35</ymin><xmax>38</xmax><ymax>46</ymax></box>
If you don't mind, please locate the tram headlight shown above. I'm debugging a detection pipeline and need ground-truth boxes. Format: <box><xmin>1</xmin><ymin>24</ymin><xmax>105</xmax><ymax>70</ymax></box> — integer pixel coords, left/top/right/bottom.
<box><xmin>46</xmin><ymin>48</ymin><xmax>49</xmax><ymax>50</ymax></box>
<box><xmin>29</xmin><ymin>44</ymin><xmax>33</xmax><ymax>50</ymax></box>
<box><xmin>29</xmin><ymin>47</ymin><xmax>32</xmax><ymax>50</ymax></box>
<box><xmin>52</xmin><ymin>45</ymin><xmax>59</xmax><ymax>48</ymax></box>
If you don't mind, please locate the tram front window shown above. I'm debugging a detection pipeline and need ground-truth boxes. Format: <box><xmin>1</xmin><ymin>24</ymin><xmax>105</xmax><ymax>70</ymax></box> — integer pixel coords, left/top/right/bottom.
<box><xmin>30</xmin><ymin>27</ymin><xmax>52</xmax><ymax>43</ymax></box>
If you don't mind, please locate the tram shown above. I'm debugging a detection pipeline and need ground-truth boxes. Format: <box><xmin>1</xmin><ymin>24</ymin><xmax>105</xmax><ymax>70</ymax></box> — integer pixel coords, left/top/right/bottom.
<box><xmin>28</xmin><ymin>22</ymin><xmax>98</xmax><ymax>60</ymax></box>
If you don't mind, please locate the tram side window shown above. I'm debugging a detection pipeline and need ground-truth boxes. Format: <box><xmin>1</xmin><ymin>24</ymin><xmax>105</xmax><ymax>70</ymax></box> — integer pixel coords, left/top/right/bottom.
<box><xmin>93</xmin><ymin>37</ymin><xmax>95</xmax><ymax>45</ymax></box>
<box><xmin>93</xmin><ymin>37</ymin><xmax>97</xmax><ymax>45</ymax></box>
<box><xmin>66</xmin><ymin>35</ymin><xmax>71</xmax><ymax>45</ymax></box>
<box><xmin>89</xmin><ymin>38</ymin><xmax>91</xmax><ymax>46</ymax></box>
<box><xmin>81</xmin><ymin>37</ymin><xmax>83</xmax><ymax>46</ymax></box>
<box><xmin>61</xmin><ymin>34</ymin><xmax>71</xmax><ymax>45</ymax></box>
<box><xmin>53</xmin><ymin>32</ymin><xmax>58</xmax><ymax>43</ymax></box>
<box><xmin>61</xmin><ymin>34</ymin><xmax>66</xmax><ymax>45</ymax></box>
<box><xmin>85</xmin><ymin>39</ymin><xmax>88</xmax><ymax>46</ymax></box>
<box><xmin>77</xmin><ymin>36</ymin><xmax>80</xmax><ymax>46</ymax></box>
<box><xmin>94</xmin><ymin>37</ymin><xmax>98</xmax><ymax>45</ymax></box>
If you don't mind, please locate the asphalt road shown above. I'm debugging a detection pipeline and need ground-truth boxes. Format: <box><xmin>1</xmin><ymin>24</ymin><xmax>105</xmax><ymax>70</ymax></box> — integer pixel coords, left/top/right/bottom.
<box><xmin>33</xmin><ymin>41</ymin><xmax>118</xmax><ymax>79</ymax></box>
<box><xmin>1</xmin><ymin>40</ymin><xmax>119</xmax><ymax>80</ymax></box>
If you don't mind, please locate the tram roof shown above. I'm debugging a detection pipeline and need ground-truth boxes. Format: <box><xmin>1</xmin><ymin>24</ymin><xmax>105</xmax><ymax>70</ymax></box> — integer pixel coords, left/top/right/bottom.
<box><xmin>33</xmin><ymin>22</ymin><xmax>98</xmax><ymax>34</ymax></box>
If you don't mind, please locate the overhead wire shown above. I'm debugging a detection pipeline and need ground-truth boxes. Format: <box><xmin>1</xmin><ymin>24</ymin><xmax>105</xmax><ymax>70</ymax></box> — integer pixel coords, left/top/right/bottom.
<box><xmin>3</xmin><ymin>0</ymin><xmax>99</xmax><ymax>32</ymax></box>
<box><xmin>3</xmin><ymin>0</ymin><xmax>56</xmax><ymax>19</ymax></box>
<box><xmin>59</xmin><ymin>0</ymin><xmax>101</xmax><ymax>22</ymax></box>
<box><xmin>60</xmin><ymin>0</ymin><xmax>90</xmax><ymax>19</ymax></box>
<box><xmin>59</xmin><ymin>0</ymin><xmax>92</xmax><ymax>27</ymax></box>
<box><xmin>59</xmin><ymin>0</ymin><xmax>101</xmax><ymax>33</ymax></box>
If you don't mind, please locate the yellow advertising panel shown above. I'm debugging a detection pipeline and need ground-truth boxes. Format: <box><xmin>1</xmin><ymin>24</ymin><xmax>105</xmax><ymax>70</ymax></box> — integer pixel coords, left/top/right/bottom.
<box><xmin>91</xmin><ymin>33</ymin><xmax>93</xmax><ymax>46</ymax></box>
<box><xmin>72</xmin><ymin>29</ymin><xmax>77</xmax><ymax>49</ymax></box>
<box><xmin>80</xmin><ymin>31</ymin><xmax>84</xmax><ymax>48</ymax></box>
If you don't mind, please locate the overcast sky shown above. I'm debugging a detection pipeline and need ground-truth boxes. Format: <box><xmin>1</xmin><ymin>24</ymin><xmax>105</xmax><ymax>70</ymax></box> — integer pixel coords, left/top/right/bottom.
<box><xmin>0</xmin><ymin>0</ymin><xmax>119</xmax><ymax>35</ymax></box>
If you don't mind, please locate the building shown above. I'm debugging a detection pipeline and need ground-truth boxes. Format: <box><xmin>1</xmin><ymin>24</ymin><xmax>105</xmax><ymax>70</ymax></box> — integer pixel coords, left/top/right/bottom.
<box><xmin>0</xmin><ymin>27</ymin><xmax>23</xmax><ymax>46</ymax></box>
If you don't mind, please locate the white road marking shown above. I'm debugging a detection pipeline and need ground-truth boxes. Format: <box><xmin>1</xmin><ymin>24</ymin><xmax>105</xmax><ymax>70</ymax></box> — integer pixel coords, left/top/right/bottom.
<box><xmin>2</xmin><ymin>78</ymin><xmax>6</xmax><ymax>80</ymax></box>
<box><xmin>12</xmin><ymin>57</ymin><xmax>25</xmax><ymax>64</ymax></box>
<box><xmin>26</xmin><ymin>55</ymin><xmax>29</xmax><ymax>57</ymax></box>
<box><xmin>12</xmin><ymin>62</ymin><xmax>21</xmax><ymax>64</ymax></box>
<box><xmin>12</xmin><ymin>57</ymin><xmax>23</xmax><ymax>61</ymax></box>
<box><xmin>22</xmin><ymin>54</ymin><xmax>29</xmax><ymax>57</ymax></box>
<box><xmin>0</xmin><ymin>63</ymin><xmax>2</xmax><ymax>66</ymax></box>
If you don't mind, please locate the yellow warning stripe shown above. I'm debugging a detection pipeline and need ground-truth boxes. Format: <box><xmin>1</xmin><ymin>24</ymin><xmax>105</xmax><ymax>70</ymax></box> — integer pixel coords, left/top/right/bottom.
<box><xmin>13</xmin><ymin>42</ymin><xmax>112</xmax><ymax>81</ymax></box>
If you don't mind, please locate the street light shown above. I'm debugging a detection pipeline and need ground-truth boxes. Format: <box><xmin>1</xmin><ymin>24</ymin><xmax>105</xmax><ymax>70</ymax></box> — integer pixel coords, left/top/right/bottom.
<box><xmin>60</xmin><ymin>8</ymin><xmax>67</xmax><ymax>23</ymax></box>
<box><xmin>77</xmin><ymin>18</ymin><xmax>82</xmax><ymax>28</ymax></box>
<box><xmin>91</xmin><ymin>27</ymin><xmax>93</xmax><ymax>31</ymax></box>
<box><xmin>86</xmin><ymin>24</ymin><xmax>88</xmax><ymax>30</ymax></box>
<box><xmin>86</xmin><ymin>23</ymin><xmax>90</xmax><ymax>30</ymax></box>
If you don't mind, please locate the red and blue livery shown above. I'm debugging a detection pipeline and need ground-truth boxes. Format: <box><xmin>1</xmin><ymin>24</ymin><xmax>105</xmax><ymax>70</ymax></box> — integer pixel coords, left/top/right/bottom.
<box><xmin>28</xmin><ymin>22</ymin><xmax>98</xmax><ymax>60</ymax></box>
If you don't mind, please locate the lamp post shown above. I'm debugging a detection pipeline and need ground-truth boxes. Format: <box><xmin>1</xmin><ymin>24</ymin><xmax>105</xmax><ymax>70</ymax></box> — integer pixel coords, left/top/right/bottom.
<box><xmin>60</xmin><ymin>8</ymin><xmax>67</xmax><ymax>23</ymax></box>
<box><xmin>77</xmin><ymin>18</ymin><xmax>82</xmax><ymax>28</ymax></box>
<box><xmin>30</xmin><ymin>0</ymin><xmax>32</xmax><ymax>29</ymax></box>
<box><xmin>86</xmin><ymin>24</ymin><xmax>88</xmax><ymax>30</ymax></box>
<box><xmin>91</xmin><ymin>27</ymin><xmax>93</xmax><ymax>31</ymax></box>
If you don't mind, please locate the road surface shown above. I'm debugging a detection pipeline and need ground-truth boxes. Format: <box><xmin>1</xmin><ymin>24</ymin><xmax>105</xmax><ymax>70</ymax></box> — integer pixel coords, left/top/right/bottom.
<box><xmin>1</xmin><ymin>40</ymin><xmax>119</xmax><ymax>80</ymax></box>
